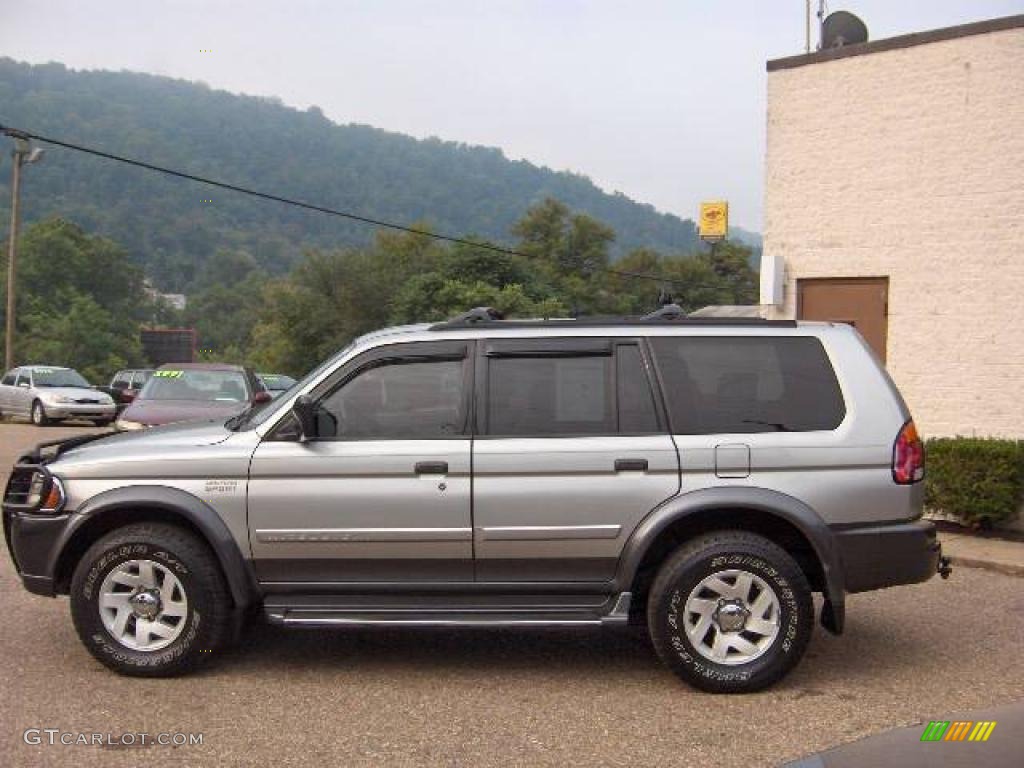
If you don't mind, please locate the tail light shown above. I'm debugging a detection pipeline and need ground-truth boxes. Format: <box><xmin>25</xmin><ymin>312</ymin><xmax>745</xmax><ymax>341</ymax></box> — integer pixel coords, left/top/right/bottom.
<box><xmin>892</xmin><ymin>419</ymin><xmax>925</xmax><ymax>484</ymax></box>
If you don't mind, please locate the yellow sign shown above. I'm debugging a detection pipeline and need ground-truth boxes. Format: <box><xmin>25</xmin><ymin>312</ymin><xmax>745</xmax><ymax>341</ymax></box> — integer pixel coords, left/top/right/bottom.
<box><xmin>699</xmin><ymin>201</ymin><xmax>729</xmax><ymax>241</ymax></box>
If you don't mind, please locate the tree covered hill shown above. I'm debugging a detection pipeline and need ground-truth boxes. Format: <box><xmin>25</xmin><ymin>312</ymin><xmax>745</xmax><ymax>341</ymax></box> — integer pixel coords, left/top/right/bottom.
<box><xmin>0</xmin><ymin>58</ymin><xmax>703</xmax><ymax>292</ymax></box>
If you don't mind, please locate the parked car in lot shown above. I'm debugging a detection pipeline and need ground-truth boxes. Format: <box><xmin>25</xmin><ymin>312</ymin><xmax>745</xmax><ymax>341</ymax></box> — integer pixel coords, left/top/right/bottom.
<box><xmin>97</xmin><ymin>369</ymin><xmax>153</xmax><ymax>413</ymax></box>
<box><xmin>257</xmin><ymin>372</ymin><xmax>296</xmax><ymax>398</ymax></box>
<box><xmin>115</xmin><ymin>363</ymin><xmax>271</xmax><ymax>430</ymax></box>
<box><xmin>2</xmin><ymin>307</ymin><xmax>948</xmax><ymax>689</ymax></box>
<box><xmin>0</xmin><ymin>365</ymin><xmax>115</xmax><ymax>426</ymax></box>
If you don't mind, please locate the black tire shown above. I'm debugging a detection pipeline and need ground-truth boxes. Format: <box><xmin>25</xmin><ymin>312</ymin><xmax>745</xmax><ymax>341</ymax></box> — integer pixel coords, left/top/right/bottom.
<box><xmin>70</xmin><ymin>522</ymin><xmax>232</xmax><ymax>677</ymax></box>
<box><xmin>647</xmin><ymin>530</ymin><xmax>813</xmax><ymax>693</ymax></box>
<box><xmin>31</xmin><ymin>400</ymin><xmax>50</xmax><ymax>426</ymax></box>
<box><xmin>92</xmin><ymin>418</ymin><xmax>114</xmax><ymax>427</ymax></box>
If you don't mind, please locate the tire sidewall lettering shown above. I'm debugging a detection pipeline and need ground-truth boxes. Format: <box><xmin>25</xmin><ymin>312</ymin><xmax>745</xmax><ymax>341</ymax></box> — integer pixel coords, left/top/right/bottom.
<box><xmin>80</xmin><ymin>542</ymin><xmax>200</xmax><ymax>666</ymax></box>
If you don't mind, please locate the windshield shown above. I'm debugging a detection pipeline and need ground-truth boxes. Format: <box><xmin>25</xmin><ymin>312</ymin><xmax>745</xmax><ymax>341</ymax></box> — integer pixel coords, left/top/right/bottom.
<box><xmin>32</xmin><ymin>368</ymin><xmax>91</xmax><ymax>388</ymax></box>
<box><xmin>138</xmin><ymin>369</ymin><xmax>250</xmax><ymax>402</ymax></box>
<box><xmin>259</xmin><ymin>373</ymin><xmax>297</xmax><ymax>391</ymax></box>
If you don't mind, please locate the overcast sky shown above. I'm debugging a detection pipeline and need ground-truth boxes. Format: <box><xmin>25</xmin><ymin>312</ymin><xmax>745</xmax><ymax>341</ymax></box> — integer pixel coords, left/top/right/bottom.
<box><xmin>3</xmin><ymin>1</ymin><xmax>1022</xmax><ymax>231</ymax></box>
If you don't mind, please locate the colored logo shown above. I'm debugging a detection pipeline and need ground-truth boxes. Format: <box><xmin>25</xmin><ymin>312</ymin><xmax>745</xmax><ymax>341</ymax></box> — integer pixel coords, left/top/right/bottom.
<box><xmin>921</xmin><ymin>721</ymin><xmax>996</xmax><ymax>742</ymax></box>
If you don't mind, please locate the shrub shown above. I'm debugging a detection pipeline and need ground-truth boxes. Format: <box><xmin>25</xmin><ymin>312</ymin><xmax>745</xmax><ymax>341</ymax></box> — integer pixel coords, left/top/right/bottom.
<box><xmin>925</xmin><ymin>438</ymin><xmax>1024</xmax><ymax>528</ymax></box>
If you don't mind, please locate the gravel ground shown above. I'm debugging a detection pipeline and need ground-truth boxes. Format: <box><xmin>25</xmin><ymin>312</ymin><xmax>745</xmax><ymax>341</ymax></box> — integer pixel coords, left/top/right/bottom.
<box><xmin>1</xmin><ymin>422</ymin><xmax>1022</xmax><ymax>767</ymax></box>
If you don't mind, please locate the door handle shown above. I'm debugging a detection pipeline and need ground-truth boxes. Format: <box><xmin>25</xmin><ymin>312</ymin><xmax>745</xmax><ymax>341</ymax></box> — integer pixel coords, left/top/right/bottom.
<box><xmin>614</xmin><ymin>458</ymin><xmax>648</xmax><ymax>472</ymax></box>
<box><xmin>414</xmin><ymin>461</ymin><xmax>449</xmax><ymax>475</ymax></box>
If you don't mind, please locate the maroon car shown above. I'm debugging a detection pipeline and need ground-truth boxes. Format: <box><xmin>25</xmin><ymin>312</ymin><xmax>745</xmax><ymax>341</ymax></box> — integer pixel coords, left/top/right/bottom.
<box><xmin>114</xmin><ymin>363</ymin><xmax>271</xmax><ymax>430</ymax></box>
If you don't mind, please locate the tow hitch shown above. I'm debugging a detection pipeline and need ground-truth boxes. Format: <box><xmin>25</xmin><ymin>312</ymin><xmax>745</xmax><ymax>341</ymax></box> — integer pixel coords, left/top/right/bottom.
<box><xmin>937</xmin><ymin>555</ymin><xmax>952</xmax><ymax>580</ymax></box>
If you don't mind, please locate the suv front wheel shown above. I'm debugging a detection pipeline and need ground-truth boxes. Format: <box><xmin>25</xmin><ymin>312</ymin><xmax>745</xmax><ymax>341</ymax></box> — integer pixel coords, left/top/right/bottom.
<box><xmin>647</xmin><ymin>530</ymin><xmax>813</xmax><ymax>693</ymax></box>
<box><xmin>70</xmin><ymin>522</ymin><xmax>232</xmax><ymax>676</ymax></box>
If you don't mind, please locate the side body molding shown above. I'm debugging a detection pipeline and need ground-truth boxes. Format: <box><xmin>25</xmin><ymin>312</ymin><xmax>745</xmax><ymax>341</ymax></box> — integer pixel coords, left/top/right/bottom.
<box><xmin>614</xmin><ymin>486</ymin><xmax>846</xmax><ymax>633</ymax></box>
<box><xmin>58</xmin><ymin>485</ymin><xmax>260</xmax><ymax>608</ymax></box>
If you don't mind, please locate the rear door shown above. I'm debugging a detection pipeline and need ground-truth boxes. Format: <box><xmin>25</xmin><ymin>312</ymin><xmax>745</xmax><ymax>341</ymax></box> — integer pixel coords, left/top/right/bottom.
<box><xmin>12</xmin><ymin>370</ymin><xmax>32</xmax><ymax>416</ymax></box>
<box><xmin>472</xmin><ymin>337</ymin><xmax>679</xmax><ymax>582</ymax></box>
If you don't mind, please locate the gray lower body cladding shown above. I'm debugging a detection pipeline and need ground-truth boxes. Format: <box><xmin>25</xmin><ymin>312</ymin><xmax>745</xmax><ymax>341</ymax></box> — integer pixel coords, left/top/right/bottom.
<box><xmin>832</xmin><ymin>519</ymin><xmax>941</xmax><ymax>593</ymax></box>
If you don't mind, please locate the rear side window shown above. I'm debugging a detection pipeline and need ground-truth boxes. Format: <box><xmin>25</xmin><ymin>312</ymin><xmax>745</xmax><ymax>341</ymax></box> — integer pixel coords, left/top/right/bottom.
<box><xmin>1</xmin><ymin>370</ymin><xmax>14</xmax><ymax>386</ymax></box>
<box><xmin>485</xmin><ymin>342</ymin><xmax>661</xmax><ymax>436</ymax></box>
<box><xmin>650</xmin><ymin>336</ymin><xmax>845</xmax><ymax>434</ymax></box>
<box><xmin>488</xmin><ymin>355</ymin><xmax>613</xmax><ymax>436</ymax></box>
<box><xmin>617</xmin><ymin>345</ymin><xmax>659</xmax><ymax>433</ymax></box>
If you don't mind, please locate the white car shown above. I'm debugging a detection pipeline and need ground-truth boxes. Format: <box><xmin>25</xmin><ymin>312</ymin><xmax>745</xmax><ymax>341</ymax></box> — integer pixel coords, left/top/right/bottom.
<box><xmin>0</xmin><ymin>365</ymin><xmax>116</xmax><ymax>426</ymax></box>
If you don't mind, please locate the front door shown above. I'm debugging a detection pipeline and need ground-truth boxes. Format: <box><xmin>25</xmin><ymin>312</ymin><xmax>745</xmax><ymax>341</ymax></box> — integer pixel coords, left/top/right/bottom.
<box><xmin>797</xmin><ymin>277</ymin><xmax>889</xmax><ymax>362</ymax></box>
<box><xmin>247</xmin><ymin>341</ymin><xmax>474</xmax><ymax>584</ymax></box>
<box><xmin>472</xmin><ymin>338</ymin><xmax>679</xmax><ymax>582</ymax></box>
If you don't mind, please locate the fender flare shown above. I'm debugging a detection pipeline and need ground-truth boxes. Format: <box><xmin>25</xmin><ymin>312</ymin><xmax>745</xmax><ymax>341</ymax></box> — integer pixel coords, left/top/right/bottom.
<box><xmin>53</xmin><ymin>485</ymin><xmax>260</xmax><ymax>609</ymax></box>
<box><xmin>614</xmin><ymin>486</ymin><xmax>845</xmax><ymax>632</ymax></box>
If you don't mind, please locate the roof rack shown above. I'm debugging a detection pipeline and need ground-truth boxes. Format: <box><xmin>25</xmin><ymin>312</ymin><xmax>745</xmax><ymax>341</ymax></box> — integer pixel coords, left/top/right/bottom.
<box><xmin>441</xmin><ymin>307</ymin><xmax>506</xmax><ymax>326</ymax></box>
<box><xmin>427</xmin><ymin>306</ymin><xmax>797</xmax><ymax>330</ymax></box>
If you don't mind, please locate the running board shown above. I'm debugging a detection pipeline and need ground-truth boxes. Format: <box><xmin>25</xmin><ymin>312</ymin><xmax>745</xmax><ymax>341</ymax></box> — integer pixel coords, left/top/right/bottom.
<box><xmin>265</xmin><ymin>592</ymin><xmax>632</xmax><ymax>628</ymax></box>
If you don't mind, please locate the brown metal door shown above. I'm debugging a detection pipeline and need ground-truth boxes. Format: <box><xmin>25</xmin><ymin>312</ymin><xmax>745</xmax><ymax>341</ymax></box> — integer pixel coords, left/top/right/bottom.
<box><xmin>797</xmin><ymin>277</ymin><xmax>888</xmax><ymax>361</ymax></box>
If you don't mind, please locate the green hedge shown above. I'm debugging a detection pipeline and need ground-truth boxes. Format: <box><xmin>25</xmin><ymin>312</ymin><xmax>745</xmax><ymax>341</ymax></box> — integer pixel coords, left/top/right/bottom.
<box><xmin>925</xmin><ymin>438</ymin><xmax>1024</xmax><ymax>528</ymax></box>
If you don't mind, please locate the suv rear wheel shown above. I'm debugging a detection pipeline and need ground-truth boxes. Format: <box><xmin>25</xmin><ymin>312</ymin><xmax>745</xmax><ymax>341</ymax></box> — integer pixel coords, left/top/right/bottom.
<box><xmin>70</xmin><ymin>523</ymin><xmax>232</xmax><ymax>676</ymax></box>
<box><xmin>647</xmin><ymin>530</ymin><xmax>813</xmax><ymax>693</ymax></box>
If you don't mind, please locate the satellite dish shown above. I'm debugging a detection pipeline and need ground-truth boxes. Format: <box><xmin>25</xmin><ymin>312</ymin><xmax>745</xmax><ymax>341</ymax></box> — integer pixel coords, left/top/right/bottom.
<box><xmin>822</xmin><ymin>11</ymin><xmax>868</xmax><ymax>49</ymax></box>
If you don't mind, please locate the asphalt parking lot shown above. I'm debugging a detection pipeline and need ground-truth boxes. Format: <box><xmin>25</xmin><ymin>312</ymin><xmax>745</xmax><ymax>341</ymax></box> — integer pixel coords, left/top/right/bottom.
<box><xmin>1</xmin><ymin>421</ymin><xmax>1023</xmax><ymax>767</ymax></box>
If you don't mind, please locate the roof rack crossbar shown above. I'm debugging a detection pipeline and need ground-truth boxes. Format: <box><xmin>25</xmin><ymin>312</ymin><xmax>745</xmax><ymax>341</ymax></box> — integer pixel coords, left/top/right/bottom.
<box><xmin>641</xmin><ymin>303</ymin><xmax>686</xmax><ymax>321</ymax></box>
<box><xmin>435</xmin><ymin>307</ymin><xmax>505</xmax><ymax>328</ymax></box>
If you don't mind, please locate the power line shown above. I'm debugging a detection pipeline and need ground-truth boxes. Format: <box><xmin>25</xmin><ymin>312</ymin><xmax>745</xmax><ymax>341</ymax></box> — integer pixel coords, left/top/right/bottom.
<box><xmin>0</xmin><ymin>123</ymin><xmax>740</xmax><ymax>289</ymax></box>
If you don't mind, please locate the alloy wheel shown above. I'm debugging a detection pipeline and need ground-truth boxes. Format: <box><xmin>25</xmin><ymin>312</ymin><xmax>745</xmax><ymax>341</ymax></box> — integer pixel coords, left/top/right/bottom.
<box><xmin>98</xmin><ymin>559</ymin><xmax>189</xmax><ymax>651</ymax></box>
<box><xmin>683</xmin><ymin>568</ymin><xmax>781</xmax><ymax>666</ymax></box>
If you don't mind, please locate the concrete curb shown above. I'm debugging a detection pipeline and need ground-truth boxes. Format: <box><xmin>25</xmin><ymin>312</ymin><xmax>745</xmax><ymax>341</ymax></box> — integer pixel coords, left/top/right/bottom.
<box><xmin>946</xmin><ymin>555</ymin><xmax>1024</xmax><ymax>578</ymax></box>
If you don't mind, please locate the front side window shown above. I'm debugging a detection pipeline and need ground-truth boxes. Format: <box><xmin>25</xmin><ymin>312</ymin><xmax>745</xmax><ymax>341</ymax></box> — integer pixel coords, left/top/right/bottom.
<box><xmin>317</xmin><ymin>359</ymin><xmax>465</xmax><ymax>439</ymax></box>
<box><xmin>112</xmin><ymin>372</ymin><xmax>132</xmax><ymax>389</ymax></box>
<box><xmin>650</xmin><ymin>336</ymin><xmax>845</xmax><ymax>434</ymax></box>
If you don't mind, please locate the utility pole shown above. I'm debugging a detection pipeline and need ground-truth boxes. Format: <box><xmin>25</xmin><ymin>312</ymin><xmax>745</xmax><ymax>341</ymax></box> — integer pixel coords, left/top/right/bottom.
<box><xmin>805</xmin><ymin>0</ymin><xmax>811</xmax><ymax>53</ymax></box>
<box><xmin>4</xmin><ymin>133</ymin><xmax>44</xmax><ymax>371</ymax></box>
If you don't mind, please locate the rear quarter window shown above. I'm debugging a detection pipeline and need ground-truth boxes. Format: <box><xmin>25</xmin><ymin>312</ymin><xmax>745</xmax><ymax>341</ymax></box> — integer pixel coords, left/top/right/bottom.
<box><xmin>649</xmin><ymin>336</ymin><xmax>845</xmax><ymax>434</ymax></box>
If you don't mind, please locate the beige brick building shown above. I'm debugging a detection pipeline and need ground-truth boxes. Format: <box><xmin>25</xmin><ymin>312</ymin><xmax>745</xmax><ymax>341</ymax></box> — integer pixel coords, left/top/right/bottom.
<box><xmin>761</xmin><ymin>15</ymin><xmax>1024</xmax><ymax>439</ymax></box>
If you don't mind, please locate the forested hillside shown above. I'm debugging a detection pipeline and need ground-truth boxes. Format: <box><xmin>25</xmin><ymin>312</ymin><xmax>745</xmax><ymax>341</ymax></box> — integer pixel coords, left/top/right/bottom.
<box><xmin>0</xmin><ymin>58</ymin><xmax>703</xmax><ymax>292</ymax></box>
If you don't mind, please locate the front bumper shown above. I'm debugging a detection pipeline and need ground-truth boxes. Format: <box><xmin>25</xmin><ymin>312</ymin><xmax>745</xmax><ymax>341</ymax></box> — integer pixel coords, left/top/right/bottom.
<box><xmin>834</xmin><ymin>519</ymin><xmax>943</xmax><ymax>593</ymax></box>
<box><xmin>41</xmin><ymin>402</ymin><xmax>115</xmax><ymax>420</ymax></box>
<box><xmin>2</xmin><ymin>507</ymin><xmax>73</xmax><ymax>596</ymax></box>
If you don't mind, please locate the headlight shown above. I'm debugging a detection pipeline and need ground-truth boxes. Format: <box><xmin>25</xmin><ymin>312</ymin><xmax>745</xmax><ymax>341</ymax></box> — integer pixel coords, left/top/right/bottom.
<box><xmin>115</xmin><ymin>419</ymin><xmax>146</xmax><ymax>431</ymax></box>
<box><xmin>6</xmin><ymin>470</ymin><xmax>65</xmax><ymax>514</ymax></box>
<box><xmin>46</xmin><ymin>395</ymin><xmax>75</xmax><ymax>404</ymax></box>
<box><xmin>29</xmin><ymin>474</ymin><xmax>65</xmax><ymax>512</ymax></box>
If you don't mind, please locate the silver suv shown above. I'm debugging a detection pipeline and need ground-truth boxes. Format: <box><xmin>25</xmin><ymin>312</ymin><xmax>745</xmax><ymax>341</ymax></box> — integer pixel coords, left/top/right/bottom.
<box><xmin>2</xmin><ymin>307</ymin><xmax>948</xmax><ymax>692</ymax></box>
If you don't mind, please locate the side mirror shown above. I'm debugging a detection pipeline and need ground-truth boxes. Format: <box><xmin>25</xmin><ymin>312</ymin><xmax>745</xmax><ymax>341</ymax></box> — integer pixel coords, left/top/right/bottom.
<box><xmin>292</xmin><ymin>395</ymin><xmax>317</xmax><ymax>440</ymax></box>
<box><xmin>253</xmin><ymin>391</ymin><xmax>273</xmax><ymax>405</ymax></box>
<box><xmin>18</xmin><ymin>381</ymin><xmax>29</xmax><ymax>388</ymax></box>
